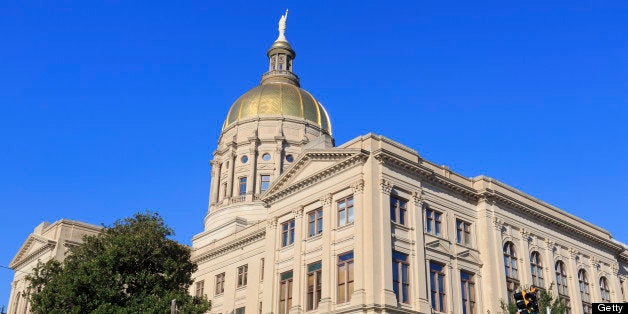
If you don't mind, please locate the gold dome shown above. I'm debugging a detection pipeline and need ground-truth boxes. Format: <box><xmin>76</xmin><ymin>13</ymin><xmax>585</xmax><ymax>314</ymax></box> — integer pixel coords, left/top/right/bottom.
<box><xmin>223</xmin><ymin>82</ymin><xmax>331</xmax><ymax>134</ymax></box>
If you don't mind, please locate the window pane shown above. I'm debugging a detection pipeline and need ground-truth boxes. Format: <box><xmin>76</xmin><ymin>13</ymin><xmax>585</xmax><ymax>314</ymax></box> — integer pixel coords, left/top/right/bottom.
<box><xmin>348</xmin><ymin>206</ymin><xmax>354</xmax><ymax>223</ymax></box>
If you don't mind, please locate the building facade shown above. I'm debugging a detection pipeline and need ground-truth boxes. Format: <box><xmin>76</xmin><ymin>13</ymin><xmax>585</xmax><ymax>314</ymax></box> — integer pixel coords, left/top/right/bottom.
<box><xmin>190</xmin><ymin>13</ymin><xmax>628</xmax><ymax>314</ymax></box>
<box><xmin>7</xmin><ymin>220</ymin><xmax>101</xmax><ymax>314</ymax></box>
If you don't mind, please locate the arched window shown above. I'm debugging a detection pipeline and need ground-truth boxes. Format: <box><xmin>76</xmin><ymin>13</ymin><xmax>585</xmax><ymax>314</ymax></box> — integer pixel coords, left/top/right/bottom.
<box><xmin>600</xmin><ymin>277</ymin><xmax>611</xmax><ymax>302</ymax></box>
<box><xmin>503</xmin><ymin>242</ymin><xmax>518</xmax><ymax>295</ymax></box>
<box><xmin>555</xmin><ymin>261</ymin><xmax>568</xmax><ymax>295</ymax></box>
<box><xmin>530</xmin><ymin>251</ymin><xmax>544</xmax><ymax>288</ymax></box>
<box><xmin>578</xmin><ymin>269</ymin><xmax>591</xmax><ymax>313</ymax></box>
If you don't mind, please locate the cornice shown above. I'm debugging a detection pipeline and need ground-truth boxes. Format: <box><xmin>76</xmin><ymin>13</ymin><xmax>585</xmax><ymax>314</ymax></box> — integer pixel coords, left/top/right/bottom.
<box><xmin>9</xmin><ymin>237</ymin><xmax>57</xmax><ymax>270</ymax></box>
<box><xmin>192</xmin><ymin>227</ymin><xmax>266</xmax><ymax>263</ymax></box>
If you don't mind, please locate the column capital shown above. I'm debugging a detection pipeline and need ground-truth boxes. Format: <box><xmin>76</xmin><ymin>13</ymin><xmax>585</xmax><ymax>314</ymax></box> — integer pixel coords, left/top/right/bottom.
<box><xmin>351</xmin><ymin>179</ymin><xmax>365</xmax><ymax>195</ymax></box>
<box><xmin>411</xmin><ymin>190</ymin><xmax>423</xmax><ymax>206</ymax></box>
<box><xmin>267</xmin><ymin>217</ymin><xmax>278</xmax><ymax>230</ymax></box>
<box><xmin>379</xmin><ymin>179</ymin><xmax>393</xmax><ymax>195</ymax></box>
<box><xmin>293</xmin><ymin>206</ymin><xmax>304</xmax><ymax>218</ymax></box>
<box><xmin>319</xmin><ymin>193</ymin><xmax>333</xmax><ymax>207</ymax></box>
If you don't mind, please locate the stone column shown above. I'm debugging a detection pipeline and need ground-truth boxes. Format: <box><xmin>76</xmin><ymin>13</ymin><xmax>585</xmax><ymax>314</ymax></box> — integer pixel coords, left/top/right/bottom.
<box><xmin>247</xmin><ymin>139</ymin><xmax>258</xmax><ymax>201</ymax></box>
<box><xmin>411</xmin><ymin>190</ymin><xmax>431</xmax><ymax>311</ymax></box>
<box><xmin>209</xmin><ymin>160</ymin><xmax>221</xmax><ymax>207</ymax></box>
<box><xmin>350</xmin><ymin>179</ymin><xmax>366</xmax><ymax>304</ymax></box>
<box><xmin>318</xmin><ymin>194</ymin><xmax>334</xmax><ymax>312</ymax></box>
<box><xmin>519</xmin><ymin>229</ymin><xmax>531</xmax><ymax>286</ymax></box>
<box><xmin>566</xmin><ymin>249</ymin><xmax>580</xmax><ymax>311</ymax></box>
<box><xmin>262</xmin><ymin>217</ymin><xmax>278</xmax><ymax>314</ymax></box>
<box><xmin>378</xmin><ymin>179</ymin><xmax>397</xmax><ymax>306</ymax></box>
<box><xmin>588</xmin><ymin>257</ymin><xmax>601</xmax><ymax>302</ymax></box>
<box><xmin>290</xmin><ymin>207</ymin><xmax>304</xmax><ymax>313</ymax></box>
<box><xmin>226</xmin><ymin>151</ymin><xmax>236</xmax><ymax>199</ymax></box>
<box><xmin>274</xmin><ymin>138</ymin><xmax>284</xmax><ymax>177</ymax></box>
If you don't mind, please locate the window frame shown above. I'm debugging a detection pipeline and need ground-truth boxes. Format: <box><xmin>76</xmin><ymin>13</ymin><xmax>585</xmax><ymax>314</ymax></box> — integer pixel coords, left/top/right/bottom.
<box><xmin>306</xmin><ymin>261</ymin><xmax>322</xmax><ymax>311</ymax></box>
<box><xmin>279</xmin><ymin>270</ymin><xmax>293</xmax><ymax>314</ymax></box>
<box><xmin>215</xmin><ymin>272</ymin><xmax>225</xmax><ymax>295</ymax></box>
<box><xmin>555</xmin><ymin>261</ymin><xmax>568</xmax><ymax>296</ymax></box>
<box><xmin>195</xmin><ymin>280</ymin><xmax>205</xmax><ymax>298</ymax></box>
<box><xmin>429</xmin><ymin>261</ymin><xmax>446</xmax><ymax>312</ymax></box>
<box><xmin>392</xmin><ymin>251</ymin><xmax>410</xmax><ymax>304</ymax></box>
<box><xmin>600</xmin><ymin>277</ymin><xmax>611</xmax><ymax>302</ymax></box>
<box><xmin>239</xmin><ymin>177</ymin><xmax>247</xmax><ymax>196</ymax></box>
<box><xmin>337</xmin><ymin>251</ymin><xmax>355</xmax><ymax>304</ymax></box>
<box><xmin>237</xmin><ymin>264</ymin><xmax>248</xmax><ymax>288</ymax></box>
<box><xmin>503</xmin><ymin>242</ymin><xmax>519</xmax><ymax>296</ymax></box>
<box><xmin>461</xmin><ymin>271</ymin><xmax>476</xmax><ymax>314</ymax></box>
<box><xmin>425</xmin><ymin>207</ymin><xmax>442</xmax><ymax>236</ymax></box>
<box><xmin>337</xmin><ymin>196</ymin><xmax>354</xmax><ymax>227</ymax></box>
<box><xmin>260</xmin><ymin>174</ymin><xmax>271</xmax><ymax>193</ymax></box>
<box><xmin>307</xmin><ymin>208</ymin><xmax>323</xmax><ymax>238</ymax></box>
<box><xmin>281</xmin><ymin>219</ymin><xmax>296</xmax><ymax>247</ymax></box>
<box><xmin>530</xmin><ymin>251</ymin><xmax>544</xmax><ymax>288</ymax></box>
<box><xmin>456</xmin><ymin>219</ymin><xmax>471</xmax><ymax>245</ymax></box>
<box><xmin>390</xmin><ymin>196</ymin><xmax>408</xmax><ymax>225</ymax></box>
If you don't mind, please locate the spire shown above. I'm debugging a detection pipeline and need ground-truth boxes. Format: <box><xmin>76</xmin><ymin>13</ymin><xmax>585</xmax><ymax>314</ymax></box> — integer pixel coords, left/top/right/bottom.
<box><xmin>261</xmin><ymin>10</ymin><xmax>300</xmax><ymax>87</ymax></box>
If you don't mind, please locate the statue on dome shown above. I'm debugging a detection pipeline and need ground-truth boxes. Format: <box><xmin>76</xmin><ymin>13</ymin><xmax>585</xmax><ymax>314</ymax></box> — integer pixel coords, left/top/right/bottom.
<box><xmin>277</xmin><ymin>9</ymin><xmax>288</xmax><ymax>41</ymax></box>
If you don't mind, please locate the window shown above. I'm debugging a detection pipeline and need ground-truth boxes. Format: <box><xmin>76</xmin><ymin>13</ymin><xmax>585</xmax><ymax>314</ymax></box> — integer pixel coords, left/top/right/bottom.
<box><xmin>600</xmin><ymin>277</ymin><xmax>611</xmax><ymax>303</ymax></box>
<box><xmin>390</xmin><ymin>196</ymin><xmax>407</xmax><ymax>225</ymax></box>
<box><xmin>222</xmin><ymin>182</ymin><xmax>228</xmax><ymax>198</ymax></box>
<box><xmin>461</xmin><ymin>271</ymin><xmax>476</xmax><ymax>314</ymax></box>
<box><xmin>337</xmin><ymin>196</ymin><xmax>354</xmax><ymax>227</ymax></box>
<box><xmin>195</xmin><ymin>280</ymin><xmax>204</xmax><ymax>297</ymax></box>
<box><xmin>215</xmin><ymin>272</ymin><xmax>225</xmax><ymax>295</ymax></box>
<box><xmin>260</xmin><ymin>258</ymin><xmax>265</xmax><ymax>281</ymax></box>
<box><xmin>555</xmin><ymin>261</ymin><xmax>568</xmax><ymax>296</ymax></box>
<box><xmin>281</xmin><ymin>219</ymin><xmax>295</xmax><ymax>247</ymax></box>
<box><xmin>258</xmin><ymin>302</ymin><xmax>262</xmax><ymax>314</ymax></box>
<box><xmin>392</xmin><ymin>251</ymin><xmax>410</xmax><ymax>303</ymax></box>
<box><xmin>337</xmin><ymin>251</ymin><xmax>354</xmax><ymax>304</ymax></box>
<box><xmin>456</xmin><ymin>219</ymin><xmax>471</xmax><ymax>245</ymax></box>
<box><xmin>262</xmin><ymin>153</ymin><xmax>271</xmax><ymax>161</ymax></box>
<box><xmin>530</xmin><ymin>252</ymin><xmax>544</xmax><ymax>288</ymax></box>
<box><xmin>239</xmin><ymin>177</ymin><xmax>247</xmax><ymax>195</ymax></box>
<box><xmin>241</xmin><ymin>155</ymin><xmax>248</xmax><ymax>163</ymax></box>
<box><xmin>308</xmin><ymin>208</ymin><xmax>323</xmax><ymax>237</ymax></box>
<box><xmin>620</xmin><ymin>278</ymin><xmax>625</xmax><ymax>301</ymax></box>
<box><xmin>307</xmin><ymin>261</ymin><xmax>322</xmax><ymax>310</ymax></box>
<box><xmin>235</xmin><ymin>307</ymin><xmax>245</xmax><ymax>314</ymax></box>
<box><xmin>503</xmin><ymin>242</ymin><xmax>519</xmax><ymax>295</ymax></box>
<box><xmin>260</xmin><ymin>175</ymin><xmax>270</xmax><ymax>193</ymax></box>
<box><xmin>237</xmin><ymin>264</ymin><xmax>248</xmax><ymax>287</ymax></box>
<box><xmin>425</xmin><ymin>208</ymin><xmax>442</xmax><ymax>236</ymax></box>
<box><xmin>579</xmin><ymin>269</ymin><xmax>591</xmax><ymax>313</ymax></box>
<box><xmin>285</xmin><ymin>154</ymin><xmax>294</xmax><ymax>162</ymax></box>
<box><xmin>279</xmin><ymin>271</ymin><xmax>293</xmax><ymax>314</ymax></box>
<box><xmin>430</xmin><ymin>262</ymin><xmax>446</xmax><ymax>312</ymax></box>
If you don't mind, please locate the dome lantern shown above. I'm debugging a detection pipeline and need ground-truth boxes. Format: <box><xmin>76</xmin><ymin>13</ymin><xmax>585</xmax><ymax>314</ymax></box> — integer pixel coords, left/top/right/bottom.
<box><xmin>261</xmin><ymin>10</ymin><xmax>300</xmax><ymax>87</ymax></box>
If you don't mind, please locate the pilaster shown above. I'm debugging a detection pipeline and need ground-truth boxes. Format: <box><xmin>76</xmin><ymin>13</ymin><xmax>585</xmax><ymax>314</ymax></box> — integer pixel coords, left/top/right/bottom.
<box><xmin>378</xmin><ymin>178</ymin><xmax>397</xmax><ymax>306</ymax></box>
<box><xmin>318</xmin><ymin>194</ymin><xmax>334</xmax><ymax>312</ymax></box>
<box><xmin>262</xmin><ymin>217</ymin><xmax>278</xmax><ymax>314</ymax></box>
<box><xmin>350</xmin><ymin>179</ymin><xmax>366</xmax><ymax>304</ymax></box>
<box><xmin>290</xmin><ymin>206</ymin><xmax>304</xmax><ymax>313</ymax></box>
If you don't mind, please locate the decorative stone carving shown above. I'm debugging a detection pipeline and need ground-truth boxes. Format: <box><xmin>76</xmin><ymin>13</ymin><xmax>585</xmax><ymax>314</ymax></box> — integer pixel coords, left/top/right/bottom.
<box><xmin>267</xmin><ymin>217</ymin><xmax>278</xmax><ymax>230</ymax></box>
<box><xmin>491</xmin><ymin>216</ymin><xmax>503</xmax><ymax>231</ymax></box>
<box><xmin>351</xmin><ymin>179</ymin><xmax>365</xmax><ymax>194</ymax></box>
<box><xmin>411</xmin><ymin>191</ymin><xmax>422</xmax><ymax>206</ymax></box>
<box><xmin>292</xmin><ymin>206</ymin><xmax>304</xmax><ymax>218</ymax></box>
<box><xmin>319</xmin><ymin>193</ymin><xmax>333</xmax><ymax>207</ymax></box>
<box><xmin>379</xmin><ymin>179</ymin><xmax>393</xmax><ymax>195</ymax></box>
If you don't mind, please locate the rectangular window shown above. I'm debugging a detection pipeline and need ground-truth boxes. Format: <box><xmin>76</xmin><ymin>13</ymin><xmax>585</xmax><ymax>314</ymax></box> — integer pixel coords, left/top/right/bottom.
<box><xmin>279</xmin><ymin>271</ymin><xmax>293</xmax><ymax>314</ymax></box>
<box><xmin>195</xmin><ymin>280</ymin><xmax>205</xmax><ymax>298</ymax></box>
<box><xmin>215</xmin><ymin>272</ymin><xmax>225</xmax><ymax>295</ymax></box>
<box><xmin>239</xmin><ymin>177</ymin><xmax>247</xmax><ymax>196</ymax></box>
<box><xmin>337</xmin><ymin>196</ymin><xmax>354</xmax><ymax>227</ymax></box>
<box><xmin>258</xmin><ymin>302</ymin><xmax>262</xmax><ymax>314</ymax></box>
<box><xmin>237</xmin><ymin>264</ymin><xmax>248</xmax><ymax>287</ymax></box>
<box><xmin>390</xmin><ymin>196</ymin><xmax>408</xmax><ymax>225</ymax></box>
<box><xmin>337</xmin><ymin>251</ymin><xmax>355</xmax><ymax>304</ymax></box>
<box><xmin>461</xmin><ymin>271</ymin><xmax>476</xmax><ymax>314</ymax></box>
<box><xmin>456</xmin><ymin>219</ymin><xmax>471</xmax><ymax>245</ymax></box>
<box><xmin>392</xmin><ymin>251</ymin><xmax>410</xmax><ymax>303</ymax></box>
<box><xmin>281</xmin><ymin>219</ymin><xmax>295</xmax><ymax>247</ymax></box>
<box><xmin>430</xmin><ymin>262</ymin><xmax>446</xmax><ymax>312</ymax></box>
<box><xmin>260</xmin><ymin>258</ymin><xmax>265</xmax><ymax>281</ymax></box>
<box><xmin>308</xmin><ymin>208</ymin><xmax>323</xmax><ymax>237</ymax></box>
<box><xmin>260</xmin><ymin>175</ymin><xmax>270</xmax><ymax>193</ymax></box>
<box><xmin>306</xmin><ymin>261</ymin><xmax>322</xmax><ymax>310</ymax></box>
<box><xmin>426</xmin><ymin>208</ymin><xmax>442</xmax><ymax>236</ymax></box>
<box><xmin>235</xmin><ymin>307</ymin><xmax>245</xmax><ymax>314</ymax></box>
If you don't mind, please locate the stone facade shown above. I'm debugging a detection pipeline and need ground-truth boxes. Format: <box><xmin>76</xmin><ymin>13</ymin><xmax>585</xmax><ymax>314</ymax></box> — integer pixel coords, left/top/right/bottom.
<box><xmin>7</xmin><ymin>220</ymin><xmax>101</xmax><ymax>314</ymax></box>
<box><xmin>190</xmin><ymin>16</ymin><xmax>628</xmax><ymax>314</ymax></box>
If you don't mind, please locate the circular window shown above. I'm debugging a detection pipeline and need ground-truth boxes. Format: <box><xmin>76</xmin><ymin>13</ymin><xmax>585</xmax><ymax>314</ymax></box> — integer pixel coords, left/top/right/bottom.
<box><xmin>241</xmin><ymin>155</ymin><xmax>248</xmax><ymax>164</ymax></box>
<box><xmin>285</xmin><ymin>154</ymin><xmax>294</xmax><ymax>163</ymax></box>
<box><xmin>262</xmin><ymin>153</ymin><xmax>271</xmax><ymax>161</ymax></box>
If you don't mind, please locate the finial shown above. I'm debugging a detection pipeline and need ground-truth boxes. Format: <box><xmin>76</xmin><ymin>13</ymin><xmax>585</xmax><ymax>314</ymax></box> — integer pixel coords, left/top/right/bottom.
<box><xmin>277</xmin><ymin>9</ymin><xmax>289</xmax><ymax>42</ymax></box>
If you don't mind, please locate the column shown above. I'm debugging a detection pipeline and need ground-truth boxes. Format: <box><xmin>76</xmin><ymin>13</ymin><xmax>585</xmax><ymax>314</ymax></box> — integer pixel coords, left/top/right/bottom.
<box><xmin>262</xmin><ymin>218</ymin><xmax>278</xmax><ymax>314</ymax></box>
<box><xmin>209</xmin><ymin>160</ymin><xmax>221</xmax><ymax>207</ymax></box>
<box><xmin>518</xmin><ymin>229</ymin><xmax>531</xmax><ymax>286</ymax></box>
<box><xmin>247</xmin><ymin>139</ymin><xmax>258</xmax><ymax>201</ymax></box>
<box><xmin>290</xmin><ymin>207</ymin><xmax>304</xmax><ymax>313</ymax></box>
<box><xmin>544</xmin><ymin>239</ymin><xmax>557</xmax><ymax>296</ymax></box>
<box><xmin>274</xmin><ymin>139</ymin><xmax>284</xmax><ymax>177</ymax></box>
<box><xmin>318</xmin><ymin>194</ymin><xmax>333</xmax><ymax>312</ymax></box>
<box><xmin>350</xmin><ymin>179</ymin><xmax>366</xmax><ymax>304</ymax></box>
<box><xmin>411</xmin><ymin>190</ymin><xmax>430</xmax><ymax>311</ymax></box>
<box><xmin>226</xmin><ymin>151</ymin><xmax>236</xmax><ymax>199</ymax></box>
<box><xmin>566</xmin><ymin>249</ymin><xmax>580</xmax><ymax>311</ymax></box>
<box><xmin>378</xmin><ymin>179</ymin><xmax>397</xmax><ymax>306</ymax></box>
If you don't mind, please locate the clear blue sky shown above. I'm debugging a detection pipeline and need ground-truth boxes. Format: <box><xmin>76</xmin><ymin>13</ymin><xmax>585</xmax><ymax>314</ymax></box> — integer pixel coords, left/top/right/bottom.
<box><xmin>1</xmin><ymin>1</ymin><xmax>627</xmax><ymax>306</ymax></box>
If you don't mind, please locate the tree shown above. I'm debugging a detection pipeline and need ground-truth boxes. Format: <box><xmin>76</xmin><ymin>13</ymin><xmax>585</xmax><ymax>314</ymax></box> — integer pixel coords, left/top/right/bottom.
<box><xmin>500</xmin><ymin>283</ymin><xmax>567</xmax><ymax>314</ymax></box>
<box><xmin>25</xmin><ymin>212</ymin><xmax>210</xmax><ymax>314</ymax></box>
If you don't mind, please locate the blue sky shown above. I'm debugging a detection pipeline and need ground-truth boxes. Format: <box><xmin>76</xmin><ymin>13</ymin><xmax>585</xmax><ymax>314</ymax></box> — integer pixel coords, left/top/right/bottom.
<box><xmin>1</xmin><ymin>1</ymin><xmax>627</xmax><ymax>306</ymax></box>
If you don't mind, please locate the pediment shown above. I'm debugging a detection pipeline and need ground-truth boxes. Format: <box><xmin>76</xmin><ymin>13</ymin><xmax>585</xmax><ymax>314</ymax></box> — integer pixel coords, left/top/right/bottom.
<box><xmin>425</xmin><ymin>239</ymin><xmax>453</xmax><ymax>255</ymax></box>
<box><xmin>9</xmin><ymin>234</ymin><xmax>56</xmax><ymax>269</ymax></box>
<box><xmin>456</xmin><ymin>248</ymin><xmax>483</xmax><ymax>265</ymax></box>
<box><xmin>262</xmin><ymin>148</ymin><xmax>368</xmax><ymax>204</ymax></box>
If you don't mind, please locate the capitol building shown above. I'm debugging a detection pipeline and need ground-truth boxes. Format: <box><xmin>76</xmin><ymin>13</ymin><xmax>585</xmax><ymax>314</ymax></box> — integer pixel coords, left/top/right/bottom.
<box><xmin>8</xmin><ymin>12</ymin><xmax>628</xmax><ymax>314</ymax></box>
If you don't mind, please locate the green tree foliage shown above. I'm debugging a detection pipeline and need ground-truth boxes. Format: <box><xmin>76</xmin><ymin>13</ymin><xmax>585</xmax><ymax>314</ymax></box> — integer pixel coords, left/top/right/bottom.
<box><xmin>25</xmin><ymin>212</ymin><xmax>210</xmax><ymax>314</ymax></box>
<box><xmin>499</xmin><ymin>283</ymin><xmax>567</xmax><ymax>314</ymax></box>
